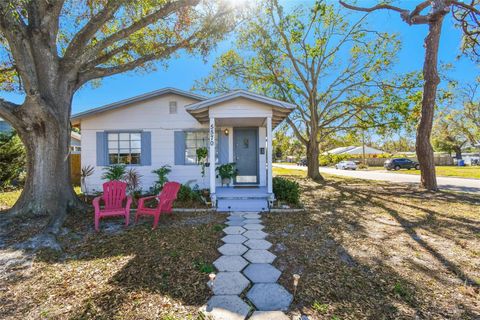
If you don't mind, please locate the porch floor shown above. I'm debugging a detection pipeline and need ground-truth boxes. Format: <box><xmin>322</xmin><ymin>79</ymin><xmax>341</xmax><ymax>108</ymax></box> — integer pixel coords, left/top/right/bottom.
<box><xmin>215</xmin><ymin>187</ymin><xmax>270</xmax><ymax>212</ymax></box>
<box><xmin>216</xmin><ymin>186</ymin><xmax>269</xmax><ymax>199</ymax></box>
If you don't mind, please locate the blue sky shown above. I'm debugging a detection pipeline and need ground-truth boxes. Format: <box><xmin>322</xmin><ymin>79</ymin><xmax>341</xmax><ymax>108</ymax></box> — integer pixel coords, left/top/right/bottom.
<box><xmin>1</xmin><ymin>0</ymin><xmax>478</xmax><ymax>115</ymax></box>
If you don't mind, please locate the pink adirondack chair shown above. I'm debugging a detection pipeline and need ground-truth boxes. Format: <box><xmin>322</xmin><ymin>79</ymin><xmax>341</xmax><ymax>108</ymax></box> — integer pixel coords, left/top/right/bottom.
<box><xmin>135</xmin><ymin>181</ymin><xmax>181</xmax><ymax>229</ymax></box>
<box><xmin>93</xmin><ymin>180</ymin><xmax>132</xmax><ymax>232</ymax></box>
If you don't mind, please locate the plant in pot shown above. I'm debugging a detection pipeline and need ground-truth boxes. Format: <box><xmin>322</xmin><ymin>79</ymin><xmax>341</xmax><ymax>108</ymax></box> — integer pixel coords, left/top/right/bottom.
<box><xmin>216</xmin><ymin>163</ymin><xmax>238</xmax><ymax>187</ymax></box>
<box><xmin>196</xmin><ymin>147</ymin><xmax>208</xmax><ymax>177</ymax></box>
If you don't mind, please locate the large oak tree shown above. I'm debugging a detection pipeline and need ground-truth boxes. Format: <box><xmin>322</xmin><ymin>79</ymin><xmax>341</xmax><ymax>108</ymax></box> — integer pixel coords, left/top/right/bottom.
<box><xmin>0</xmin><ymin>0</ymin><xmax>234</xmax><ymax>247</ymax></box>
<box><xmin>340</xmin><ymin>0</ymin><xmax>480</xmax><ymax>190</ymax></box>
<box><xmin>195</xmin><ymin>0</ymin><xmax>418</xmax><ymax>180</ymax></box>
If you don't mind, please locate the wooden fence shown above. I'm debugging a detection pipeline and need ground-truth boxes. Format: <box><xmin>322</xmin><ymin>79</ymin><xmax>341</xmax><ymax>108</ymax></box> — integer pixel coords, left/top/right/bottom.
<box><xmin>70</xmin><ymin>154</ymin><xmax>81</xmax><ymax>185</ymax></box>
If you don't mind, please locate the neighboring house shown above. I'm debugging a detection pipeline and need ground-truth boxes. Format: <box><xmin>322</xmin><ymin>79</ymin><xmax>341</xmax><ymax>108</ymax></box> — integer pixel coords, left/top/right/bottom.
<box><xmin>70</xmin><ymin>131</ymin><xmax>81</xmax><ymax>154</ymax></box>
<box><xmin>71</xmin><ymin>87</ymin><xmax>294</xmax><ymax>211</ymax></box>
<box><xmin>325</xmin><ymin>145</ymin><xmax>386</xmax><ymax>156</ymax></box>
<box><xmin>1</xmin><ymin>117</ymin><xmax>81</xmax><ymax>154</ymax></box>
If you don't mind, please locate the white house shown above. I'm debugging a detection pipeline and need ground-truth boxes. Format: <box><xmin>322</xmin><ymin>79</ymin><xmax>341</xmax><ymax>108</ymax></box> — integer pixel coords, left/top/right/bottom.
<box><xmin>71</xmin><ymin>87</ymin><xmax>294</xmax><ymax>211</ymax></box>
<box><xmin>325</xmin><ymin>145</ymin><xmax>385</xmax><ymax>155</ymax></box>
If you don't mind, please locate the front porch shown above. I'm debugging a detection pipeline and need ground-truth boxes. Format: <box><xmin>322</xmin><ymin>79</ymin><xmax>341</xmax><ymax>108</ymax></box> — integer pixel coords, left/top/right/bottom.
<box><xmin>185</xmin><ymin>90</ymin><xmax>295</xmax><ymax>211</ymax></box>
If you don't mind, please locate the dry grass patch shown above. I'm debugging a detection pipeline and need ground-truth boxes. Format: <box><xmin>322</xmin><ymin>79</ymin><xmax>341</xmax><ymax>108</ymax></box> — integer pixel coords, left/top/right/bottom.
<box><xmin>264</xmin><ymin>175</ymin><xmax>480</xmax><ymax>320</ymax></box>
<box><xmin>0</xmin><ymin>210</ymin><xmax>225</xmax><ymax>319</ymax></box>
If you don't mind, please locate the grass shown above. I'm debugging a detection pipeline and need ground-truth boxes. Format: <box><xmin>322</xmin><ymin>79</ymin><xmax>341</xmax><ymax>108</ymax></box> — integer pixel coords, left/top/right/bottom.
<box><xmin>368</xmin><ymin>165</ymin><xmax>480</xmax><ymax>179</ymax></box>
<box><xmin>0</xmin><ymin>189</ymin><xmax>21</xmax><ymax>208</ymax></box>
<box><xmin>0</xmin><ymin>208</ymin><xmax>224</xmax><ymax>319</ymax></box>
<box><xmin>265</xmin><ymin>173</ymin><xmax>480</xmax><ymax>319</ymax></box>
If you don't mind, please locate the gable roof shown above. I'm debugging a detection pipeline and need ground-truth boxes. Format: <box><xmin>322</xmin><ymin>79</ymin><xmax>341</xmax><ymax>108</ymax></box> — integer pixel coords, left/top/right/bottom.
<box><xmin>71</xmin><ymin>87</ymin><xmax>206</xmax><ymax>122</ymax></box>
<box><xmin>185</xmin><ymin>89</ymin><xmax>296</xmax><ymax>111</ymax></box>
<box><xmin>185</xmin><ymin>89</ymin><xmax>296</xmax><ymax>127</ymax></box>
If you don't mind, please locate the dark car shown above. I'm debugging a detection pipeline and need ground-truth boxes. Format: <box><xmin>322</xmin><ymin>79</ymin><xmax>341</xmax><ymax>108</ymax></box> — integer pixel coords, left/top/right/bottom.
<box><xmin>384</xmin><ymin>158</ymin><xmax>420</xmax><ymax>171</ymax></box>
<box><xmin>297</xmin><ymin>158</ymin><xmax>307</xmax><ymax>166</ymax></box>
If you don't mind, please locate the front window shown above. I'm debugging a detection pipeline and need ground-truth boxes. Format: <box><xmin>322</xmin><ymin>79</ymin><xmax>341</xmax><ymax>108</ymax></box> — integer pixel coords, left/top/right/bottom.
<box><xmin>185</xmin><ymin>131</ymin><xmax>219</xmax><ymax>165</ymax></box>
<box><xmin>108</xmin><ymin>132</ymin><xmax>141</xmax><ymax>165</ymax></box>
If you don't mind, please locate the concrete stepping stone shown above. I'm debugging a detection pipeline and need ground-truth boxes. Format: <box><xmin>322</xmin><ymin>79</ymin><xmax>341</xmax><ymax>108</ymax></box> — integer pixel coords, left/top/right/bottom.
<box><xmin>203</xmin><ymin>295</ymin><xmax>251</xmax><ymax>320</ymax></box>
<box><xmin>243</xmin><ymin>213</ymin><xmax>261</xmax><ymax>219</ymax></box>
<box><xmin>226</xmin><ymin>220</ymin><xmax>246</xmax><ymax>226</ymax></box>
<box><xmin>249</xmin><ymin>311</ymin><xmax>290</xmax><ymax>320</ymax></box>
<box><xmin>214</xmin><ymin>255</ymin><xmax>249</xmax><ymax>272</ymax></box>
<box><xmin>244</xmin><ymin>239</ymin><xmax>272</xmax><ymax>250</ymax></box>
<box><xmin>243</xmin><ymin>230</ymin><xmax>267</xmax><ymax>239</ymax></box>
<box><xmin>243</xmin><ymin>264</ymin><xmax>281</xmax><ymax>283</ymax></box>
<box><xmin>223</xmin><ymin>226</ymin><xmax>246</xmax><ymax>235</ymax></box>
<box><xmin>222</xmin><ymin>235</ymin><xmax>247</xmax><ymax>244</ymax></box>
<box><xmin>243</xmin><ymin>223</ymin><xmax>264</xmax><ymax>230</ymax></box>
<box><xmin>243</xmin><ymin>250</ymin><xmax>276</xmax><ymax>264</ymax></box>
<box><xmin>212</xmin><ymin>272</ymin><xmax>250</xmax><ymax>295</ymax></box>
<box><xmin>243</xmin><ymin>219</ymin><xmax>262</xmax><ymax>224</ymax></box>
<box><xmin>227</xmin><ymin>215</ymin><xmax>245</xmax><ymax>221</ymax></box>
<box><xmin>218</xmin><ymin>243</ymin><xmax>248</xmax><ymax>256</ymax></box>
<box><xmin>246</xmin><ymin>283</ymin><xmax>293</xmax><ymax>311</ymax></box>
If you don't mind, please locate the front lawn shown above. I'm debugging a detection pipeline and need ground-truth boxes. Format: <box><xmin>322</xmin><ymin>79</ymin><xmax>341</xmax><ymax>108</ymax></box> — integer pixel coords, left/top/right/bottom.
<box><xmin>0</xmin><ymin>210</ymin><xmax>224</xmax><ymax>319</ymax></box>
<box><xmin>369</xmin><ymin>165</ymin><xmax>480</xmax><ymax>179</ymax></box>
<box><xmin>265</xmin><ymin>175</ymin><xmax>480</xmax><ymax>319</ymax></box>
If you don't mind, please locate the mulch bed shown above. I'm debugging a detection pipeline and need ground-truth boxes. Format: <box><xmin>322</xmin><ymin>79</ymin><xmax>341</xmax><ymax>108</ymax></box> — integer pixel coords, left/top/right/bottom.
<box><xmin>0</xmin><ymin>210</ymin><xmax>226</xmax><ymax>319</ymax></box>
<box><xmin>264</xmin><ymin>175</ymin><xmax>480</xmax><ymax>320</ymax></box>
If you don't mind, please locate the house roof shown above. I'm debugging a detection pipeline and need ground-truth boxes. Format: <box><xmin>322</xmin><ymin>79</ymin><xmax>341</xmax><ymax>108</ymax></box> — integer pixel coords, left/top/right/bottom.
<box><xmin>185</xmin><ymin>89</ymin><xmax>296</xmax><ymax>127</ymax></box>
<box><xmin>71</xmin><ymin>87</ymin><xmax>206</xmax><ymax>122</ymax></box>
<box><xmin>325</xmin><ymin>145</ymin><xmax>385</xmax><ymax>155</ymax></box>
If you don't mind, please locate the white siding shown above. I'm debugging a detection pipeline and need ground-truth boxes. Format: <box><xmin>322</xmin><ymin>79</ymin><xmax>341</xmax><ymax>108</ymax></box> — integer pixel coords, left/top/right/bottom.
<box><xmin>209</xmin><ymin>97</ymin><xmax>273</xmax><ymax>119</ymax></box>
<box><xmin>80</xmin><ymin>94</ymin><xmax>270</xmax><ymax>193</ymax></box>
<box><xmin>81</xmin><ymin>94</ymin><xmax>213</xmax><ymax>193</ymax></box>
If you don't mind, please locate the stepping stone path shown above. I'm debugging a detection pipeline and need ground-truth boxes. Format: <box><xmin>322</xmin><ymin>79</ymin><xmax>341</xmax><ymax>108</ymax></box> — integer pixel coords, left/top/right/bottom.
<box><xmin>203</xmin><ymin>212</ymin><xmax>293</xmax><ymax>319</ymax></box>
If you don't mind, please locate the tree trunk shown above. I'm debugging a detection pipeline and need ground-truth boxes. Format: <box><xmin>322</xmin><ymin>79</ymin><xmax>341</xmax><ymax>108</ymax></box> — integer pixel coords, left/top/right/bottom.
<box><xmin>416</xmin><ymin>17</ymin><xmax>444</xmax><ymax>191</ymax></box>
<box><xmin>6</xmin><ymin>97</ymin><xmax>83</xmax><ymax>242</ymax></box>
<box><xmin>306</xmin><ymin>140</ymin><xmax>323</xmax><ymax>181</ymax></box>
<box><xmin>454</xmin><ymin>146</ymin><xmax>463</xmax><ymax>160</ymax></box>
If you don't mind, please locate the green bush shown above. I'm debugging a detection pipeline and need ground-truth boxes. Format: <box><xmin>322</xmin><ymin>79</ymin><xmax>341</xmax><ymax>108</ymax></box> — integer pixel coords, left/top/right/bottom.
<box><xmin>150</xmin><ymin>165</ymin><xmax>171</xmax><ymax>194</ymax></box>
<box><xmin>0</xmin><ymin>131</ymin><xmax>26</xmax><ymax>190</ymax></box>
<box><xmin>318</xmin><ymin>154</ymin><xmax>351</xmax><ymax>166</ymax></box>
<box><xmin>273</xmin><ymin>177</ymin><xmax>300</xmax><ymax>205</ymax></box>
<box><xmin>176</xmin><ymin>184</ymin><xmax>202</xmax><ymax>202</ymax></box>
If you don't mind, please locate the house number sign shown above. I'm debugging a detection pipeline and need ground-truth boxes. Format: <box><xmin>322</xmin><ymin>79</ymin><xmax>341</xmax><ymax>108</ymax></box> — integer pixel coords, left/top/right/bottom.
<box><xmin>209</xmin><ymin>123</ymin><xmax>215</xmax><ymax>146</ymax></box>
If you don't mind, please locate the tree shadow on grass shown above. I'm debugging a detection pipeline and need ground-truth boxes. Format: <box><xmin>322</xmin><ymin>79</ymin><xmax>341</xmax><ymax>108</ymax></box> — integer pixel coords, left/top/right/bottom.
<box><xmin>0</xmin><ymin>211</ymin><xmax>225</xmax><ymax>319</ymax></box>
<box><xmin>266</xmin><ymin>176</ymin><xmax>480</xmax><ymax>319</ymax></box>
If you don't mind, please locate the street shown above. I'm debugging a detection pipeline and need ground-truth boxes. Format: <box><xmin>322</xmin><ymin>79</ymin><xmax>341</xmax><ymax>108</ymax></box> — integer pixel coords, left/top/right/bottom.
<box><xmin>274</xmin><ymin>164</ymin><xmax>480</xmax><ymax>194</ymax></box>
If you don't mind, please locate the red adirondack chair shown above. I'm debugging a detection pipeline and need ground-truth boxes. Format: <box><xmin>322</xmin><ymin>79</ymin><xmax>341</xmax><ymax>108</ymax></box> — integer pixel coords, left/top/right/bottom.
<box><xmin>93</xmin><ymin>180</ymin><xmax>132</xmax><ymax>232</ymax></box>
<box><xmin>135</xmin><ymin>181</ymin><xmax>181</xmax><ymax>229</ymax></box>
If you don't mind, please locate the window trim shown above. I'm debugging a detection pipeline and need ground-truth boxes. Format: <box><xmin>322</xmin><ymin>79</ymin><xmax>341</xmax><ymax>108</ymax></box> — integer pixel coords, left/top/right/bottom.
<box><xmin>182</xmin><ymin>129</ymin><xmax>221</xmax><ymax>166</ymax></box>
<box><xmin>105</xmin><ymin>130</ymin><xmax>143</xmax><ymax>166</ymax></box>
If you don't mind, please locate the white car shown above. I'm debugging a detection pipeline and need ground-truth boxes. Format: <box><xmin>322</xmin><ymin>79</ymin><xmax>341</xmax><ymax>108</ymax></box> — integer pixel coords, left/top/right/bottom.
<box><xmin>335</xmin><ymin>160</ymin><xmax>357</xmax><ymax>170</ymax></box>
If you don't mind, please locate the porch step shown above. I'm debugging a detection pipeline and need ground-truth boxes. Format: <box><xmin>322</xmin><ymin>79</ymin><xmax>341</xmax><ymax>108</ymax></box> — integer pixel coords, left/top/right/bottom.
<box><xmin>217</xmin><ymin>199</ymin><xmax>269</xmax><ymax>212</ymax></box>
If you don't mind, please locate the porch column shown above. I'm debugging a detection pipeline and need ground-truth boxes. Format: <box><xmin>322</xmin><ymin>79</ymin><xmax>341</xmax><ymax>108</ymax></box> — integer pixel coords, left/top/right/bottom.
<box><xmin>209</xmin><ymin>117</ymin><xmax>216</xmax><ymax>196</ymax></box>
<box><xmin>267</xmin><ymin>116</ymin><xmax>273</xmax><ymax>194</ymax></box>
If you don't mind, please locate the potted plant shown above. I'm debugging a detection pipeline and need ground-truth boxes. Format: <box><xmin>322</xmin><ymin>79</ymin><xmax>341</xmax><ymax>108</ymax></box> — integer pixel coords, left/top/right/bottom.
<box><xmin>216</xmin><ymin>163</ymin><xmax>238</xmax><ymax>187</ymax></box>
<box><xmin>196</xmin><ymin>147</ymin><xmax>208</xmax><ymax>177</ymax></box>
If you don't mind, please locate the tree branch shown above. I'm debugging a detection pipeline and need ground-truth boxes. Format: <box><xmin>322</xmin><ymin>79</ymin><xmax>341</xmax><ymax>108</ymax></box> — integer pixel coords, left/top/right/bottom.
<box><xmin>63</xmin><ymin>0</ymin><xmax>124</xmax><ymax>61</ymax></box>
<box><xmin>0</xmin><ymin>99</ymin><xmax>20</xmax><ymax>125</ymax></box>
<box><xmin>286</xmin><ymin>117</ymin><xmax>308</xmax><ymax>145</ymax></box>
<box><xmin>79</xmin><ymin>0</ymin><xmax>200</xmax><ymax>64</ymax></box>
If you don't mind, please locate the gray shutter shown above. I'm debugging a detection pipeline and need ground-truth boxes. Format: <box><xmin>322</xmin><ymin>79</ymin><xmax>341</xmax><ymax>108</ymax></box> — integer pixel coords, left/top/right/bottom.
<box><xmin>174</xmin><ymin>131</ymin><xmax>185</xmax><ymax>165</ymax></box>
<box><xmin>96</xmin><ymin>132</ymin><xmax>107</xmax><ymax>166</ymax></box>
<box><xmin>141</xmin><ymin>131</ymin><xmax>152</xmax><ymax>166</ymax></box>
<box><xmin>219</xmin><ymin>130</ymin><xmax>229</xmax><ymax>164</ymax></box>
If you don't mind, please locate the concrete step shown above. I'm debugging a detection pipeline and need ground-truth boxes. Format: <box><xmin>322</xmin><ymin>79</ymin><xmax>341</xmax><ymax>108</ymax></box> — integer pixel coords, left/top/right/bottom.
<box><xmin>217</xmin><ymin>199</ymin><xmax>269</xmax><ymax>212</ymax></box>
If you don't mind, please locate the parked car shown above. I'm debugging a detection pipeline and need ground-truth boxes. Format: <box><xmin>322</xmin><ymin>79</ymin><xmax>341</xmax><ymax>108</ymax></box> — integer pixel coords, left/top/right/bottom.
<box><xmin>335</xmin><ymin>160</ymin><xmax>357</xmax><ymax>170</ymax></box>
<box><xmin>297</xmin><ymin>158</ymin><xmax>307</xmax><ymax>166</ymax></box>
<box><xmin>384</xmin><ymin>158</ymin><xmax>420</xmax><ymax>170</ymax></box>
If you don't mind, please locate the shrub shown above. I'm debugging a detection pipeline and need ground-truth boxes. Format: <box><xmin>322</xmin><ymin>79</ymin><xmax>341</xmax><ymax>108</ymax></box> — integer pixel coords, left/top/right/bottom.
<box><xmin>273</xmin><ymin>177</ymin><xmax>300</xmax><ymax>205</ymax></box>
<box><xmin>101</xmin><ymin>164</ymin><xmax>126</xmax><ymax>181</ymax></box>
<box><xmin>176</xmin><ymin>183</ymin><xmax>202</xmax><ymax>202</ymax></box>
<box><xmin>150</xmin><ymin>165</ymin><xmax>171</xmax><ymax>194</ymax></box>
<box><xmin>318</xmin><ymin>154</ymin><xmax>351</xmax><ymax>166</ymax></box>
<box><xmin>0</xmin><ymin>131</ymin><xmax>26</xmax><ymax>190</ymax></box>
